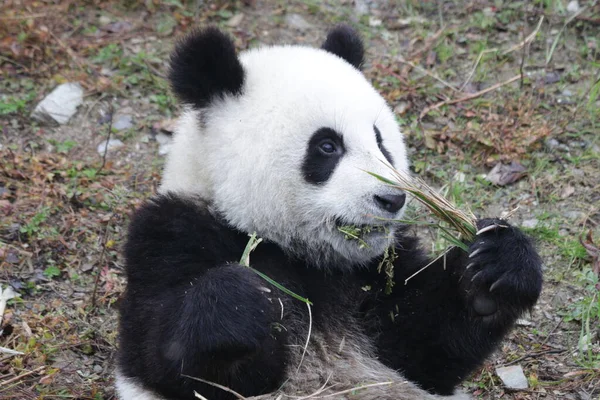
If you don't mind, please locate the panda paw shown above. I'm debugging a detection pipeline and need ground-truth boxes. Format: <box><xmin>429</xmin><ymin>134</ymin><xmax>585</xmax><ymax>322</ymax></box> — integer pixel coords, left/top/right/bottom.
<box><xmin>462</xmin><ymin>218</ymin><xmax>543</xmax><ymax>319</ymax></box>
<box><xmin>180</xmin><ymin>264</ymin><xmax>278</xmax><ymax>356</ymax></box>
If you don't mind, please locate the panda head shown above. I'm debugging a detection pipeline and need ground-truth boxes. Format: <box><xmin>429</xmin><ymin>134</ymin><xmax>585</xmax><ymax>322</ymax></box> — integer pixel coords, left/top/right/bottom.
<box><xmin>161</xmin><ymin>26</ymin><xmax>410</xmax><ymax>267</ymax></box>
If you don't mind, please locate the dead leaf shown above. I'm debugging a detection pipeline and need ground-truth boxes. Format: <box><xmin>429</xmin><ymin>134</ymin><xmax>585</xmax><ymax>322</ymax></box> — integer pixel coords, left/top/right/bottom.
<box><xmin>485</xmin><ymin>161</ymin><xmax>527</xmax><ymax>186</ymax></box>
<box><xmin>560</xmin><ymin>185</ymin><xmax>575</xmax><ymax>199</ymax></box>
<box><xmin>579</xmin><ymin>230</ymin><xmax>600</xmax><ymax>275</ymax></box>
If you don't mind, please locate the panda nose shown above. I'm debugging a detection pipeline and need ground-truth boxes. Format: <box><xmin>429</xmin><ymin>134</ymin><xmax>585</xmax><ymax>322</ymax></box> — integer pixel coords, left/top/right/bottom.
<box><xmin>374</xmin><ymin>193</ymin><xmax>406</xmax><ymax>213</ymax></box>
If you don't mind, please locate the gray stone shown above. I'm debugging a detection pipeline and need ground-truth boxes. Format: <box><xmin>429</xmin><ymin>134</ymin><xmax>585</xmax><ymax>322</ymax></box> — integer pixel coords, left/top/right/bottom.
<box><xmin>97</xmin><ymin>139</ymin><xmax>124</xmax><ymax>154</ymax></box>
<box><xmin>155</xmin><ymin>132</ymin><xmax>173</xmax><ymax>156</ymax></box>
<box><xmin>285</xmin><ymin>14</ymin><xmax>312</xmax><ymax>31</ymax></box>
<box><xmin>545</xmin><ymin>138</ymin><xmax>559</xmax><ymax>150</ymax></box>
<box><xmin>567</xmin><ymin>0</ymin><xmax>580</xmax><ymax>13</ymax></box>
<box><xmin>496</xmin><ymin>365</ymin><xmax>528</xmax><ymax>389</ymax></box>
<box><xmin>563</xmin><ymin>210</ymin><xmax>585</xmax><ymax>221</ymax></box>
<box><xmin>32</xmin><ymin>82</ymin><xmax>84</xmax><ymax>125</ymax></box>
<box><xmin>113</xmin><ymin>114</ymin><xmax>133</xmax><ymax>131</ymax></box>
<box><xmin>521</xmin><ymin>219</ymin><xmax>539</xmax><ymax>229</ymax></box>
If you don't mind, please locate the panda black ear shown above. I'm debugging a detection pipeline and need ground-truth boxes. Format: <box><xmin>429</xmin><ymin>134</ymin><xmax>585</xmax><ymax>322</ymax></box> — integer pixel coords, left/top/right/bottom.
<box><xmin>169</xmin><ymin>28</ymin><xmax>245</xmax><ymax>109</ymax></box>
<box><xmin>321</xmin><ymin>25</ymin><xmax>364</xmax><ymax>70</ymax></box>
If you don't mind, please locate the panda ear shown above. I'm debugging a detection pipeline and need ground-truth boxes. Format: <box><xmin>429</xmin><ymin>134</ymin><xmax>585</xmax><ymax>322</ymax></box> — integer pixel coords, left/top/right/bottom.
<box><xmin>169</xmin><ymin>27</ymin><xmax>245</xmax><ymax>109</ymax></box>
<box><xmin>321</xmin><ymin>25</ymin><xmax>364</xmax><ymax>70</ymax></box>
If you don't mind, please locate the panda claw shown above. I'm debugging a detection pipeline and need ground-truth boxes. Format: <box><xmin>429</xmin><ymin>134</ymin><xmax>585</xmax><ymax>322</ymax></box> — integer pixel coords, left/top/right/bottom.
<box><xmin>475</xmin><ymin>225</ymin><xmax>498</xmax><ymax>236</ymax></box>
<box><xmin>471</xmin><ymin>270</ymin><xmax>483</xmax><ymax>283</ymax></box>
<box><xmin>469</xmin><ymin>248</ymin><xmax>484</xmax><ymax>259</ymax></box>
<box><xmin>489</xmin><ymin>275</ymin><xmax>507</xmax><ymax>293</ymax></box>
<box><xmin>465</xmin><ymin>262</ymin><xmax>476</xmax><ymax>271</ymax></box>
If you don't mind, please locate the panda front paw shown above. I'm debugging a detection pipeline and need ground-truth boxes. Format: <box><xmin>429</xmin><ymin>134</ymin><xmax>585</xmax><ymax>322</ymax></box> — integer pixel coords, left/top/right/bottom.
<box><xmin>462</xmin><ymin>218</ymin><xmax>543</xmax><ymax>319</ymax></box>
<box><xmin>175</xmin><ymin>264</ymin><xmax>278</xmax><ymax>358</ymax></box>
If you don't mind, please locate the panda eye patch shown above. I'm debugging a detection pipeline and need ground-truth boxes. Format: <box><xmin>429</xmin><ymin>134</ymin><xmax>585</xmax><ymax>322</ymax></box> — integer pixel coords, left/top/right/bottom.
<box><xmin>373</xmin><ymin>125</ymin><xmax>394</xmax><ymax>165</ymax></box>
<box><xmin>302</xmin><ymin>127</ymin><xmax>345</xmax><ymax>185</ymax></box>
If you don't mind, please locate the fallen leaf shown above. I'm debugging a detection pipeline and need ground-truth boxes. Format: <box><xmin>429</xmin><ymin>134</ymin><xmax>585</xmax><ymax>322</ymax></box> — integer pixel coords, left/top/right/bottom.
<box><xmin>485</xmin><ymin>161</ymin><xmax>527</xmax><ymax>186</ymax></box>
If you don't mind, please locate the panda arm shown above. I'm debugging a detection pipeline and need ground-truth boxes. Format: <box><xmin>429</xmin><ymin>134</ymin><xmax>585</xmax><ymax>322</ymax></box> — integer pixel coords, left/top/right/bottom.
<box><xmin>367</xmin><ymin>220</ymin><xmax>542</xmax><ymax>395</ymax></box>
<box><xmin>119</xmin><ymin>194</ymin><xmax>288</xmax><ymax>399</ymax></box>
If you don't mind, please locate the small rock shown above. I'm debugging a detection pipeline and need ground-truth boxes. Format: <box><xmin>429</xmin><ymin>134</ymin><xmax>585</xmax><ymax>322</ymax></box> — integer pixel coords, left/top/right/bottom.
<box><xmin>369</xmin><ymin>17</ymin><xmax>382</xmax><ymax>27</ymax></box>
<box><xmin>354</xmin><ymin>0</ymin><xmax>369</xmax><ymax>15</ymax></box>
<box><xmin>32</xmin><ymin>82</ymin><xmax>84</xmax><ymax>125</ymax></box>
<box><xmin>98</xmin><ymin>15</ymin><xmax>111</xmax><ymax>26</ymax></box>
<box><xmin>563</xmin><ymin>210</ymin><xmax>585</xmax><ymax>221</ymax></box>
<box><xmin>567</xmin><ymin>0</ymin><xmax>580</xmax><ymax>13</ymax></box>
<box><xmin>113</xmin><ymin>114</ymin><xmax>133</xmax><ymax>131</ymax></box>
<box><xmin>544</xmin><ymin>71</ymin><xmax>561</xmax><ymax>84</ymax></box>
<box><xmin>156</xmin><ymin>132</ymin><xmax>173</xmax><ymax>156</ymax></box>
<box><xmin>394</xmin><ymin>102</ymin><xmax>409</xmax><ymax>115</ymax></box>
<box><xmin>562</xmin><ymin>89</ymin><xmax>573</xmax><ymax>97</ymax></box>
<box><xmin>227</xmin><ymin>13</ymin><xmax>244</xmax><ymax>27</ymax></box>
<box><xmin>485</xmin><ymin>161</ymin><xmax>527</xmax><ymax>186</ymax></box>
<box><xmin>567</xmin><ymin>140</ymin><xmax>587</xmax><ymax>148</ymax></box>
<box><xmin>521</xmin><ymin>219</ymin><xmax>539</xmax><ymax>229</ymax></box>
<box><xmin>97</xmin><ymin>139</ymin><xmax>124</xmax><ymax>154</ymax></box>
<box><xmin>496</xmin><ymin>365</ymin><xmax>528</xmax><ymax>389</ymax></box>
<box><xmin>93</xmin><ymin>364</ymin><xmax>103</xmax><ymax>374</ymax></box>
<box><xmin>285</xmin><ymin>14</ymin><xmax>312</xmax><ymax>31</ymax></box>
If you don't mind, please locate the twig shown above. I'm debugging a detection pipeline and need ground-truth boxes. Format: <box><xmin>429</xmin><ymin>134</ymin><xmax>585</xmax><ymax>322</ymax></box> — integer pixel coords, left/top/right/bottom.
<box><xmin>0</xmin><ymin>366</ymin><xmax>45</xmax><ymax>387</ymax></box>
<box><xmin>502</xmin><ymin>16</ymin><xmax>544</xmax><ymax>56</ymax></box>
<box><xmin>397</xmin><ymin>59</ymin><xmax>459</xmax><ymax>92</ymax></box>
<box><xmin>459</xmin><ymin>48</ymin><xmax>498</xmax><ymax>92</ymax></box>
<box><xmin>300</xmin><ymin>381</ymin><xmax>395</xmax><ymax>399</ymax></box>
<box><xmin>96</xmin><ymin>102</ymin><xmax>114</xmax><ymax>175</ymax></box>
<box><xmin>0</xmin><ymin>13</ymin><xmax>48</xmax><ymax>20</ymax></box>
<box><xmin>90</xmin><ymin>215</ymin><xmax>113</xmax><ymax>308</ymax></box>
<box><xmin>0</xmin><ymin>55</ymin><xmax>28</xmax><ymax>71</ymax></box>
<box><xmin>404</xmin><ymin>248</ymin><xmax>452</xmax><ymax>285</ymax></box>
<box><xmin>295</xmin><ymin>302</ymin><xmax>313</xmax><ymax>374</ymax></box>
<box><xmin>419</xmin><ymin>74</ymin><xmax>521</xmax><ymax>120</ymax></box>
<box><xmin>460</xmin><ymin>16</ymin><xmax>543</xmax><ymax>92</ymax></box>
<box><xmin>0</xmin><ymin>347</ymin><xmax>23</xmax><ymax>356</ymax></box>
<box><xmin>408</xmin><ymin>27</ymin><xmax>447</xmax><ymax>59</ymax></box>
<box><xmin>546</xmin><ymin>6</ymin><xmax>587</xmax><ymax>65</ymax></box>
<box><xmin>182</xmin><ymin>375</ymin><xmax>247</xmax><ymax>400</ymax></box>
<box><xmin>48</xmin><ymin>30</ymin><xmax>87</xmax><ymax>73</ymax></box>
<box><xmin>373</xmin><ymin>63</ymin><xmax>409</xmax><ymax>85</ymax></box>
<box><xmin>541</xmin><ymin>319</ymin><xmax>563</xmax><ymax>347</ymax></box>
<box><xmin>503</xmin><ymin>349</ymin><xmax>565</xmax><ymax>367</ymax></box>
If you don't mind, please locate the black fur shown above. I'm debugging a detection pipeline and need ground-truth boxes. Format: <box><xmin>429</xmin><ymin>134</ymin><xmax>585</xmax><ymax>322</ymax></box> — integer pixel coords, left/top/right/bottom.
<box><xmin>374</xmin><ymin>125</ymin><xmax>394</xmax><ymax>165</ymax></box>
<box><xmin>169</xmin><ymin>28</ymin><xmax>245</xmax><ymax>109</ymax></box>
<box><xmin>321</xmin><ymin>25</ymin><xmax>365</xmax><ymax>69</ymax></box>
<box><xmin>119</xmin><ymin>194</ymin><xmax>543</xmax><ymax>399</ymax></box>
<box><xmin>301</xmin><ymin>127</ymin><xmax>345</xmax><ymax>184</ymax></box>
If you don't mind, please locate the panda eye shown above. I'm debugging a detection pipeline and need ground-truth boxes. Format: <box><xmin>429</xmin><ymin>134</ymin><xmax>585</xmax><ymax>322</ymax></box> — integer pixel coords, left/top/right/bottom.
<box><xmin>318</xmin><ymin>140</ymin><xmax>337</xmax><ymax>155</ymax></box>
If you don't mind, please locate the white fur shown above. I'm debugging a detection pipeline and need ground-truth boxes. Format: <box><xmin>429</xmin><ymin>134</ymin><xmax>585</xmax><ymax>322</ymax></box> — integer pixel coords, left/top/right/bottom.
<box><xmin>161</xmin><ymin>45</ymin><xmax>410</xmax><ymax>267</ymax></box>
<box><xmin>115</xmin><ymin>370</ymin><xmax>166</xmax><ymax>400</ymax></box>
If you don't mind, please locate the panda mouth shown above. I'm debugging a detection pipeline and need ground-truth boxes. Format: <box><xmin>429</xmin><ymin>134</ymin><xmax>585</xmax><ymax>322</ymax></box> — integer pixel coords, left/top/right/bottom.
<box><xmin>334</xmin><ymin>218</ymin><xmax>393</xmax><ymax>242</ymax></box>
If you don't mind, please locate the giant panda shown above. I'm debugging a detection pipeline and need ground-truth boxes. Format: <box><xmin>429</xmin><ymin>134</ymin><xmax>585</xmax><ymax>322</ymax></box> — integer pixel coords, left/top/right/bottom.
<box><xmin>116</xmin><ymin>26</ymin><xmax>543</xmax><ymax>400</ymax></box>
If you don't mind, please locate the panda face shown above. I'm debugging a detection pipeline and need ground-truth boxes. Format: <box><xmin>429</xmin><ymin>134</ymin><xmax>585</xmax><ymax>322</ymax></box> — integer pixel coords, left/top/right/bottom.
<box><xmin>161</xmin><ymin>29</ymin><xmax>410</xmax><ymax>267</ymax></box>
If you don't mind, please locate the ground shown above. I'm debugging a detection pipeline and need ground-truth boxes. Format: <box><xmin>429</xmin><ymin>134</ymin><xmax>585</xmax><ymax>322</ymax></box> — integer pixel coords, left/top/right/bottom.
<box><xmin>0</xmin><ymin>0</ymin><xmax>599</xmax><ymax>399</ymax></box>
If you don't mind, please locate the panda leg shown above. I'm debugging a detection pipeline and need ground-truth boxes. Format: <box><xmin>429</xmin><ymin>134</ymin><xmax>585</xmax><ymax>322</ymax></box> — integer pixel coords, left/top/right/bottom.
<box><xmin>370</xmin><ymin>220</ymin><xmax>542</xmax><ymax>395</ymax></box>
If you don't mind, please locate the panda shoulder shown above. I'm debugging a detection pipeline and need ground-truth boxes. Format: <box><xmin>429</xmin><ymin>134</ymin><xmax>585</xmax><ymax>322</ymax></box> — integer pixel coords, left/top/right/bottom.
<box><xmin>124</xmin><ymin>194</ymin><xmax>238</xmax><ymax>284</ymax></box>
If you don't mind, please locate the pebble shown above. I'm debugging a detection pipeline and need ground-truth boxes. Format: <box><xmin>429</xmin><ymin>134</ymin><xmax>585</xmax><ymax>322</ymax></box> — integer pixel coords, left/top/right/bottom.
<box><xmin>567</xmin><ymin>0</ymin><xmax>580</xmax><ymax>13</ymax></box>
<box><xmin>227</xmin><ymin>13</ymin><xmax>244</xmax><ymax>27</ymax></box>
<box><xmin>155</xmin><ymin>132</ymin><xmax>173</xmax><ymax>156</ymax></box>
<box><xmin>285</xmin><ymin>14</ymin><xmax>312</xmax><ymax>31</ymax></box>
<box><xmin>32</xmin><ymin>82</ymin><xmax>84</xmax><ymax>125</ymax></box>
<box><xmin>97</xmin><ymin>139</ymin><xmax>124</xmax><ymax>154</ymax></box>
<box><xmin>113</xmin><ymin>114</ymin><xmax>134</xmax><ymax>131</ymax></box>
<box><xmin>521</xmin><ymin>219</ymin><xmax>539</xmax><ymax>229</ymax></box>
<box><xmin>496</xmin><ymin>365</ymin><xmax>528</xmax><ymax>389</ymax></box>
<box><xmin>563</xmin><ymin>210</ymin><xmax>585</xmax><ymax>221</ymax></box>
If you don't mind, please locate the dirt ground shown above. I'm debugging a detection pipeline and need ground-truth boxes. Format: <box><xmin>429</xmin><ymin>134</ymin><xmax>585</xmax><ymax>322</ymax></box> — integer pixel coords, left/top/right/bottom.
<box><xmin>1</xmin><ymin>0</ymin><xmax>599</xmax><ymax>399</ymax></box>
